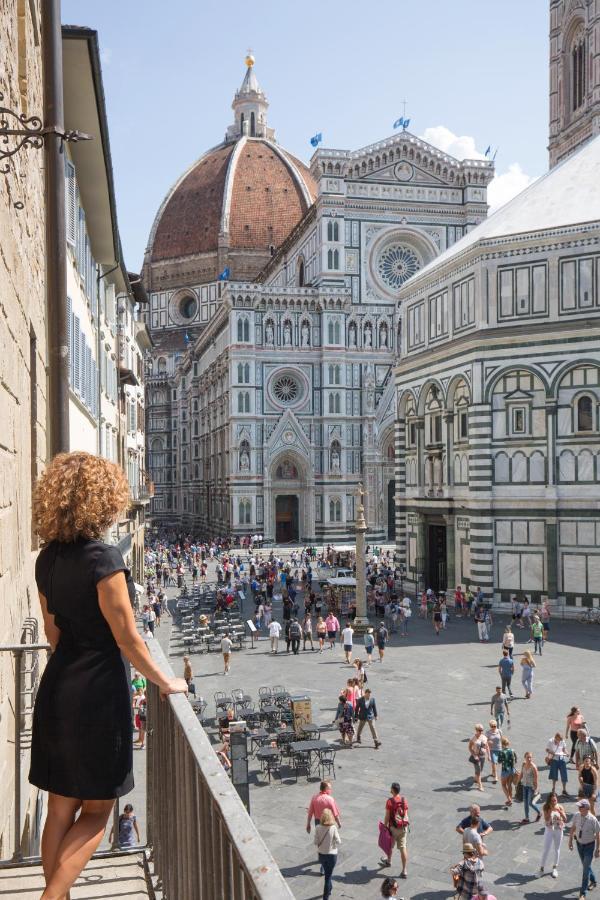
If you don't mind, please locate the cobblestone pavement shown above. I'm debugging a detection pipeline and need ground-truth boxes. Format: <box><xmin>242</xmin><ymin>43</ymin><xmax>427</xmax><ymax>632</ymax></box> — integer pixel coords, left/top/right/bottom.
<box><xmin>151</xmin><ymin>552</ymin><xmax>598</xmax><ymax>898</ymax></box>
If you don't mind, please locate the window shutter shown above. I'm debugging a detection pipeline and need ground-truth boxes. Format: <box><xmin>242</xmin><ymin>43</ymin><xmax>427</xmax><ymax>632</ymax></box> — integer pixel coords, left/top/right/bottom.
<box><xmin>67</xmin><ymin>297</ymin><xmax>72</xmax><ymax>386</ymax></box>
<box><xmin>65</xmin><ymin>161</ymin><xmax>77</xmax><ymax>246</ymax></box>
<box><xmin>73</xmin><ymin>316</ymin><xmax>81</xmax><ymax>394</ymax></box>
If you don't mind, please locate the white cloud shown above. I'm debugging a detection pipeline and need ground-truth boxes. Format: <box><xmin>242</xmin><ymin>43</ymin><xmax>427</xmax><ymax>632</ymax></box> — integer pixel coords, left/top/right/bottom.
<box><xmin>487</xmin><ymin>163</ymin><xmax>538</xmax><ymax>212</ymax></box>
<box><xmin>419</xmin><ymin>125</ymin><xmax>539</xmax><ymax>213</ymax></box>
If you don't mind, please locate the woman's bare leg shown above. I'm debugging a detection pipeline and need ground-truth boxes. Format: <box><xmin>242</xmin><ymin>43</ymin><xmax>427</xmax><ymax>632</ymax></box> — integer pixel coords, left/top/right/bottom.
<box><xmin>40</xmin><ymin>799</ymin><xmax>114</xmax><ymax>900</ymax></box>
<box><xmin>42</xmin><ymin>794</ymin><xmax>81</xmax><ymax>900</ymax></box>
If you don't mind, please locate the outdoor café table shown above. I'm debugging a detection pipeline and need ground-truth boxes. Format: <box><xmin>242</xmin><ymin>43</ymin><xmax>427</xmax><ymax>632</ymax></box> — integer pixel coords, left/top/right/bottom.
<box><xmin>249</xmin><ymin>728</ymin><xmax>270</xmax><ymax>754</ymax></box>
<box><xmin>289</xmin><ymin>739</ymin><xmax>329</xmax><ymax>771</ymax></box>
<box><xmin>299</xmin><ymin>723</ymin><xmax>321</xmax><ymax>739</ymax></box>
<box><xmin>260</xmin><ymin>704</ymin><xmax>281</xmax><ymax>726</ymax></box>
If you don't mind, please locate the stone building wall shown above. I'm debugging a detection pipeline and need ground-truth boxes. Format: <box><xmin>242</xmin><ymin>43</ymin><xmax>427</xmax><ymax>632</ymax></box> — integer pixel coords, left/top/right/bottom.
<box><xmin>0</xmin><ymin>0</ymin><xmax>46</xmax><ymax>855</ymax></box>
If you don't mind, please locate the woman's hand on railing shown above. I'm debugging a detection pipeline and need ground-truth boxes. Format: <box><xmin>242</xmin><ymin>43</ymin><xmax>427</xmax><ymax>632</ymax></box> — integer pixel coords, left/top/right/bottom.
<box><xmin>159</xmin><ymin>677</ymin><xmax>189</xmax><ymax>700</ymax></box>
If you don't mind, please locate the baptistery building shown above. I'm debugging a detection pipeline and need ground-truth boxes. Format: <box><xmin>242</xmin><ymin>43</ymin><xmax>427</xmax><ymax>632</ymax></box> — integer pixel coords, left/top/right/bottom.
<box><xmin>394</xmin><ymin>3</ymin><xmax>600</xmax><ymax>608</ymax></box>
<box><xmin>143</xmin><ymin>56</ymin><xmax>494</xmax><ymax>542</ymax></box>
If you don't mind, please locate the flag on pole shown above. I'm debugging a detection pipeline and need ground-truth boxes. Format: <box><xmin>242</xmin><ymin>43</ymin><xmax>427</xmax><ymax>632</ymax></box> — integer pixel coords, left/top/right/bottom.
<box><xmin>184</xmin><ymin>331</ymin><xmax>190</xmax><ymax>344</ymax></box>
<box><xmin>484</xmin><ymin>145</ymin><xmax>491</xmax><ymax>157</ymax></box>
<box><xmin>394</xmin><ymin>117</ymin><xmax>411</xmax><ymax>130</ymax></box>
<box><xmin>218</xmin><ymin>267</ymin><xmax>230</xmax><ymax>281</ymax></box>
<box><xmin>310</xmin><ymin>132</ymin><xmax>323</xmax><ymax>147</ymax></box>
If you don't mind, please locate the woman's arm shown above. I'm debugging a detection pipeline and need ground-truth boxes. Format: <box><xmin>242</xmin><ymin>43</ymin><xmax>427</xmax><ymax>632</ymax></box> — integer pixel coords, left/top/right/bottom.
<box><xmin>97</xmin><ymin>572</ymin><xmax>186</xmax><ymax>695</ymax></box>
<box><xmin>533</xmin><ymin>764</ymin><xmax>538</xmax><ymax>790</ymax></box>
<box><xmin>133</xmin><ymin>819</ymin><xmax>141</xmax><ymax>841</ymax></box>
<box><xmin>38</xmin><ymin>593</ymin><xmax>61</xmax><ymax>651</ymax></box>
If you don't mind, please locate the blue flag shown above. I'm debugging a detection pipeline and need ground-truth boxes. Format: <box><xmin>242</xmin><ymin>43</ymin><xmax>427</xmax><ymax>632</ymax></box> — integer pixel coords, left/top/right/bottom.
<box><xmin>403</xmin><ymin>118</ymin><xmax>410</xmax><ymax>129</ymax></box>
<box><xmin>310</xmin><ymin>132</ymin><xmax>322</xmax><ymax>147</ymax></box>
<box><xmin>393</xmin><ymin>117</ymin><xmax>404</xmax><ymax>129</ymax></box>
<box><xmin>184</xmin><ymin>331</ymin><xmax>190</xmax><ymax>344</ymax></box>
<box><xmin>485</xmin><ymin>145</ymin><xmax>491</xmax><ymax>157</ymax></box>
<box><xmin>218</xmin><ymin>267</ymin><xmax>230</xmax><ymax>281</ymax></box>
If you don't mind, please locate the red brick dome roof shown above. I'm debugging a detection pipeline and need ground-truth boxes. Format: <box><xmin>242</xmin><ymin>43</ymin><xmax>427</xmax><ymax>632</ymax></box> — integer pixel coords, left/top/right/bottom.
<box><xmin>149</xmin><ymin>137</ymin><xmax>316</xmax><ymax>263</ymax></box>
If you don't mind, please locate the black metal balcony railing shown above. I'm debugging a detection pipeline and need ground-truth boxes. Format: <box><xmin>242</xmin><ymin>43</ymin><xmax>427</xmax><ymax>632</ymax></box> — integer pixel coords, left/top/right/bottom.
<box><xmin>0</xmin><ymin>637</ymin><xmax>292</xmax><ymax>898</ymax></box>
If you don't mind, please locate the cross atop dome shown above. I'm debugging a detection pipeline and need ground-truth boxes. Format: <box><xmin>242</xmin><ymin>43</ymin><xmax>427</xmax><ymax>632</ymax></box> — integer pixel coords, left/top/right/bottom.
<box><xmin>226</xmin><ymin>53</ymin><xmax>275</xmax><ymax>142</ymax></box>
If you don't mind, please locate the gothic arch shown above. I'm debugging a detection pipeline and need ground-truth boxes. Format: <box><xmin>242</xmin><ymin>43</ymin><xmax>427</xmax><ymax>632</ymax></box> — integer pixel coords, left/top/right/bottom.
<box><xmin>416</xmin><ymin>379</ymin><xmax>446</xmax><ymax>416</ymax></box>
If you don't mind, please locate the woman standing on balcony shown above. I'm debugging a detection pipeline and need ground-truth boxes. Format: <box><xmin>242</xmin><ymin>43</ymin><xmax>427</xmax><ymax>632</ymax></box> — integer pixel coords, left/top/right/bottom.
<box><xmin>30</xmin><ymin>451</ymin><xmax>187</xmax><ymax>900</ymax></box>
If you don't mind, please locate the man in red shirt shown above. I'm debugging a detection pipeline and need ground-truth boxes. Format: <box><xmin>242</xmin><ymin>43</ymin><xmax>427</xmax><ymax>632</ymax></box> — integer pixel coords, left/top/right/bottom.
<box><xmin>381</xmin><ymin>782</ymin><xmax>409</xmax><ymax>879</ymax></box>
<box><xmin>306</xmin><ymin>781</ymin><xmax>341</xmax><ymax>833</ymax></box>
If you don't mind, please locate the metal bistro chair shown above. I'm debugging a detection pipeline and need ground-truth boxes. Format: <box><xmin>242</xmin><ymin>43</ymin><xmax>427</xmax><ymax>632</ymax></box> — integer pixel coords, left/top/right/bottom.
<box><xmin>258</xmin><ymin>687</ymin><xmax>273</xmax><ymax>710</ymax></box>
<box><xmin>191</xmin><ymin>698</ymin><xmax>208</xmax><ymax>723</ymax></box>
<box><xmin>292</xmin><ymin>748</ymin><xmax>312</xmax><ymax>783</ymax></box>
<box><xmin>317</xmin><ymin>747</ymin><xmax>337</xmax><ymax>780</ymax></box>
<box><xmin>214</xmin><ymin>691</ymin><xmax>233</xmax><ymax>717</ymax></box>
<box><xmin>276</xmin><ymin>730</ymin><xmax>295</xmax><ymax>760</ymax></box>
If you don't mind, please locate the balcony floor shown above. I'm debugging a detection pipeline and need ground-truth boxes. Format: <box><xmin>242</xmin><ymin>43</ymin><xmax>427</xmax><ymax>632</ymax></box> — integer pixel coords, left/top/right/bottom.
<box><xmin>0</xmin><ymin>853</ymin><xmax>150</xmax><ymax>898</ymax></box>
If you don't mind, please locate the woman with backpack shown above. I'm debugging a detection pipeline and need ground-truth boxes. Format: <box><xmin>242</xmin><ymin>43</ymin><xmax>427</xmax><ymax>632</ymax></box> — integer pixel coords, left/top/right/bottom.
<box><xmin>497</xmin><ymin>736</ymin><xmax>518</xmax><ymax>807</ymax></box>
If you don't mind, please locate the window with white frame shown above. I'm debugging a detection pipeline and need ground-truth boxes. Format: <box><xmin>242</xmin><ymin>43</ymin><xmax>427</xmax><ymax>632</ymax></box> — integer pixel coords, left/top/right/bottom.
<box><xmin>328</xmin><ymin>364</ymin><xmax>341</xmax><ymax>385</ymax></box>
<box><xmin>560</xmin><ymin>256</ymin><xmax>598</xmax><ymax>312</ymax></box>
<box><xmin>327</xmin><ymin>249</ymin><xmax>340</xmax><ymax>270</ymax></box>
<box><xmin>329</xmin><ymin>392</ymin><xmax>341</xmax><ymax>414</ymax></box>
<box><xmin>407</xmin><ymin>303</ymin><xmax>424</xmax><ymax>349</ymax></box>
<box><xmin>327</xmin><ymin>220</ymin><xmax>339</xmax><ymax>242</ymax></box>
<box><xmin>576</xmin><ymin>395</ymin><xmax>594</xmax><ymax>432</ymax></box>
<box><xmin>239</xmin><ymin>498</ymin><xmax>252</xmax><ymax>524</ymax></box>
<box><xmin>237</xmin><ymin>316</ymin><xmax>250</xmax><ymax>342</ymax></box>
<box><xmin>510</xmin><ymin>406</ymin><xmax>527</xmax><ymax>435</ymax></box>
<box><xmin>429</xmin><ymin>290</ymin><xmax>448</xmax><ymax>339</ymax></box>
<box><xmin>453</xmin><ymin>276</ymin><xmax>475</xmax><ymax>329</ymax></box>
<box><xmin>498</xmin><ymin>264</ymin><xmax>547</xmax><ymax>319</ymax></box>
<box><xmin>329</xmin><ymin>497</ymin><xmax>342</xmax><ymax>522</ymax></box>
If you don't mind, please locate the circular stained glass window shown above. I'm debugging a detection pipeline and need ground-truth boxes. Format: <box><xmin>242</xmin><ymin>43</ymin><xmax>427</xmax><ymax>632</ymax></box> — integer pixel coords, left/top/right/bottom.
<box><xmin>273</xmin><ymin>374</ymin><xmax>300</xmax><ymax>404</ymax></box>
<box><xmin>377</xmin><ymin>245</ymin><xmax>421</xmax><ymax>289</ymax></box>
<box><xmin>179</xmin><ymin>296</ymin><xmax>198</xmax><ymax>319</ymax></box>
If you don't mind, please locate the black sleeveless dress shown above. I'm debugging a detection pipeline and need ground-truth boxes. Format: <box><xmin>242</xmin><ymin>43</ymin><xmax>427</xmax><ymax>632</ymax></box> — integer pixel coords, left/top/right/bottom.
<box><xmin>29</xmin><ymin>539</ymin><xmax>135</xmax><ymax>800</ymax></box>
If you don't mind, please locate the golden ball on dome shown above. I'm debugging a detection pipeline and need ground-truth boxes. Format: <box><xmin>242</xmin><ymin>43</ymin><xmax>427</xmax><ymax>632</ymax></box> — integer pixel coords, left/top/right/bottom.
<box><xmin>245</xmin><ymin>53</ymin><xmax>255</xmax><ymax>67</ymax></box>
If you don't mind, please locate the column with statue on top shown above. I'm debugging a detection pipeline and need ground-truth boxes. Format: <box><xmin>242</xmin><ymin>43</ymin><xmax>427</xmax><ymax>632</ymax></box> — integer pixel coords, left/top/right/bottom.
<box><xmin>352</xmin><ymin>483</ymin><xmax>369</xmax><ymax>632</ymax></box>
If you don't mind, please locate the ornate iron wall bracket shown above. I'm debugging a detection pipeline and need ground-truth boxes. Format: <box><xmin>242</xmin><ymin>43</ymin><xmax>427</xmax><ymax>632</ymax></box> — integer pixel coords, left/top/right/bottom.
<box><xmin>0</xmin><ymin>91</ymin><xmax>91</xmax><ymax>175</ymax></box>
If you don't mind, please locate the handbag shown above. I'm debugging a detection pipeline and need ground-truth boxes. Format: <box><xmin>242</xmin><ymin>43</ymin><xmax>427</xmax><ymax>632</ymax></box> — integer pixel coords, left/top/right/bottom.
<box><xmin>378</xmin><ymin>821</ymin><xmax>393</xmax><ymax>857</ymax></box>
<box><xmin>514</xmin><ymin>781</ymin><xmax>524</xmax><ymax>802</ymax></box>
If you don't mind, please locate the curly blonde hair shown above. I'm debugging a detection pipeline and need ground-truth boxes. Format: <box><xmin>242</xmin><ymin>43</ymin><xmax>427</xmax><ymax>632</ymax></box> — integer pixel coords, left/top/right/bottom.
<box><xmin>33</xmin><ymin>451</ymin><xmax>129</xmax><ymax>543</ymax></box>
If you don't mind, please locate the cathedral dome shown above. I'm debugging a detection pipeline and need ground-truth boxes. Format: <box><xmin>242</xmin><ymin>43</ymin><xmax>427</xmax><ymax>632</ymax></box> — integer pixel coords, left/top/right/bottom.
<box><xmin>145</xmin><ymin>58</ymin><xmax>316</xmax><ymax>285</ymax></box>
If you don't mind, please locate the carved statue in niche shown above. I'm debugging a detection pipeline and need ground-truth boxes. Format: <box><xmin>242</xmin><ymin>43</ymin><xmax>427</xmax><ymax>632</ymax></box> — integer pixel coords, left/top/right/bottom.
<box><xmin>364</xmin><ymin>362</ymin><xmax>375</xmax><ymax>413</ymax></box>
<box><xmin>331</xmin><ymin>446</ymin><xmax>341</xmax><ymax>473</ymax></box>
<box><xmin>265</xmin><ymin>321</ymin><xmax>274</xmax><ymax>346</ymax></box>
<box><xmin>301</xmin><ymin>321</ymin><xmax>310</xmax><ymax>347</ymax></box>
<box><xmin>364</xmin><ymin>324</ymin><xmax>372</xmax><ymax>348</ymax></box>
<box><xmin>379</xmin><ymin>323</ymin><xmax>388</xmax><ymax>348</ymax></box>
<box><xmin>348</xmin><ymin>323</ymin><xmax>357</xmax><ymax>347</ymax></box>
<box><xmin>283</xmin><ymin>321</ymin><xmax>292</xmax><ymax>347</ymax></box>
<box><xmin>239</xmin><ymin>447</ymin><xmax>250</xmax><ymax>471</ymax></box>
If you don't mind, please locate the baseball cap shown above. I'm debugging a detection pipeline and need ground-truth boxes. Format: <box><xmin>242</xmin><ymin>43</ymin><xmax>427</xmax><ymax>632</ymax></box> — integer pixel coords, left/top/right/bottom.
<box><xmin>578</xmin><ymin>798</ymin><xmax>591</xmax><ymax>808</ymax></box>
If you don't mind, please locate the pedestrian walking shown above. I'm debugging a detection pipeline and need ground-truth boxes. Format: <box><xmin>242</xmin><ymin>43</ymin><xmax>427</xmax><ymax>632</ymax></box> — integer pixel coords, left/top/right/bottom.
<box><xmin>289</xmin><ymin>618</ymin><xmax>302</xmax><ymax>655</ymax></box>
<box><xmin>498</xmin><ymin>650</ymin><xmax>514</xmax><ymax>697</ymax></box>
<box><xmin>485</xmin><ymin>720</ymin><xmax>502</xmax><ymax>785</ymax></box>
<box><xmin>302</xmin><ymin>613</ymin><xmax>315</xmax><ymax>650</ymax></box>
<box><xmin>575</xmin><ymin>730</ymin><xmax>598</xmax><ymax>770</ymax></box>
<box><xmin>432</xmin><ymin>600</ymin><xmax>442</xmax><ymax>635</ymax></box>
<box><xmin>316</xmin><ymin>616</ymin><xmax>327</xmax><ymax>652</ymax></box>
<box><xmin>364</xmin><ymin>627</ymin><xmax>375</xmax><ymax>664</ymax></box>
<box><xmin>221</xmin><ymin>632</ymin><xmax>233</xmax><ymax>674</ymax></box>
<box><xmin>502</xmin><ymin>624</ymin><xmax>515</xmax><ymax>659</ymax></box>
<box><xmin>269</xmin><ymin>619</ymin><xmax>282</xmax><ymax>653</ymax></box>
<box><xmin>456</xmin><ymin>805</ymin><xmax>493</xmax><ymax>839</ymax></box>
<box><xmin>490</xmin><ymin>686</ymin><xmax>510</xmax><ymax>728</ymax></box>
<box><xmin>108</xmin><ymin>803</ymin><xmax>141</xmax><ymax>849</ymax></box>
<box><xmin>306</xmin><ymin>781</ymin><xmax>341</xmax><ymax>832</ymax></box>
<box><xmin>314</xmin><ymin>809</ymin><xmax>341</xmax><ymax>900</ymax></box>
<box><xmin>377</xmin><ymin>621</ymin><xmax>389</xmax><ymax>662</ymax></box>
<box><xmin>380</xmin><ymin>876</ymin><xmax>404</xmax><ymax>898</ymax></box>
<box><xmin>579</xmin><ymin>757</ymin><xmax>598</xmax><ymax>814</ymax></box>
<box><xmin>355</xmin><ymin>688</ymin><xmax>382</xmax><ymax>749</ymax></box>
<box><xmin>341</xmin><ymin>622</ymin><xmax>354</xmax><ymax>664</ymax></box>
<box><xmin>450</xmin><ymin>843</ymin><xmax>484</xmax><ymax>899</ymax></box>
<box><xmin>497</xmin><ymin>736</ymin><xmax>518</xmax><ymax>807</ymax></box>
<box><xmin>468</xmin><ymin>725</ymin><xmax>489</xmax><ymax>792</ymax></box>
<box><xmin>516</xmin><ymin>751</ymin><xmax>541</xmax><ymax>824</ymax></box>
<box><xmin>531</xmin><ymin>615</ymin><xmax>544</xmax><ymax>655</ymax></box>
<box><xmin>325</xmin><ymin>612</ymin><xmax>340</xmax><ymax>650</ymax></box>
<box><xmin>475</xmin><ymin>606</ymin><xmax>487</xmax><ymax>642</ymax></box>
<box><xmin>539</xmin><ymin>790</ymin><xmax>567</xmax><ymax>879</ymax></box>
<box><xmin>520</xmin><ymin>650</ymin><xmax>536</xmax><ymax>698</ymax></box>
<box><xmin>568</xmin><ymin>798</ymin><xmax>600</xmax><ymax>899</ymax></box>
<box><xmin>567</xmin><ymin>707</ymin><xmax>587</xmax><ymax>761</ymax></box>
<box><xmin>380</xmin><ymin>782</ymin><xmax>409</xmax><ymax>879</ymax></box>
<box><xmin>336</xmin><ymin>694</ymin><xmax>355</xmax><ymax>748</ymax></box>
<box><xmin>541</xmin><ymin>600</ymin><xmax>551</xmax><ymax>641</ymax></box>
<box><xmin>545</xmin><ymin>732</ymin><xmax>569</xmax><ymax>795</ymax></box>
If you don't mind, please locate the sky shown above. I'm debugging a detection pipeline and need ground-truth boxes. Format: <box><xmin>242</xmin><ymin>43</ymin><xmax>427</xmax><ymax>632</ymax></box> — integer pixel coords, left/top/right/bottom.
<box><xmin>62</xmin><ymin>0</ymin><xmax>550</xmax><ymax>273</ymax></box>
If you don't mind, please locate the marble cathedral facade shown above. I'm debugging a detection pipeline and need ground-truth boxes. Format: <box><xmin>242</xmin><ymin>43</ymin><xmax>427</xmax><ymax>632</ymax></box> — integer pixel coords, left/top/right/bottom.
<box><xmin>143</xmin><ymin>60</ymin><xmax>494</xmax><ymax>542</ymax></box>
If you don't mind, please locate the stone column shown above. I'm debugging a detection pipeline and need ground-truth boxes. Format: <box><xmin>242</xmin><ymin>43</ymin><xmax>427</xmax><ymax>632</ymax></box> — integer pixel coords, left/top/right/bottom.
<box><xmin>445</xmin><ymin>514</ymin><xmax>456</xmax><ymax>592</ymax></box>
<box><xmin>353</xmin><ymin>483</ymin><xmax>369</xmax><ymax>632</ymax></box>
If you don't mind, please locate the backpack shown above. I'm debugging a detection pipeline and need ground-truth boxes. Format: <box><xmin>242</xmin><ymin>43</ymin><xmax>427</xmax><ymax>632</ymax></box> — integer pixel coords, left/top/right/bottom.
<box><xmin>290</xmin><ymin>622</ymin><xmax>301</xmax><ymax>639</ymax></box>
<box><xmin>389</xmin><ymin>796</ymin><xmax>409</xmax><ymax>829</ymax></box>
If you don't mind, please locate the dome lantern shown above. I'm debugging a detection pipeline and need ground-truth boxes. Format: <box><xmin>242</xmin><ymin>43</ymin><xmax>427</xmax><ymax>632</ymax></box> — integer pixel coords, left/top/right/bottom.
<box><xmin>226</xmin><ymin>55</ymin><xmax>274</xmax><ymax>142</ymax></box>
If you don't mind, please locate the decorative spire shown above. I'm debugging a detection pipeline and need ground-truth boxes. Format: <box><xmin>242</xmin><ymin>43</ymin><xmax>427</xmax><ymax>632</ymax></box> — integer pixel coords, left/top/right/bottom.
<box><xmin>226</xmin><ymin>54</ymin><xmax>275</xmax><ymax>142</ymax></box>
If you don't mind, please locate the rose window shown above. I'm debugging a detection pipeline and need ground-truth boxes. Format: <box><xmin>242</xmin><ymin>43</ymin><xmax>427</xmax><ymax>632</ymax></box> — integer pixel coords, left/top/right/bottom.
<box><xmin>273</xmin><ymin>374</ymin><xmax>300</xmax><ymax>404</ymax></box>
<box><xmin>377</xmin><ymin>244</ymin><xmax>420</xmax><ymax>289</ymax></box>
